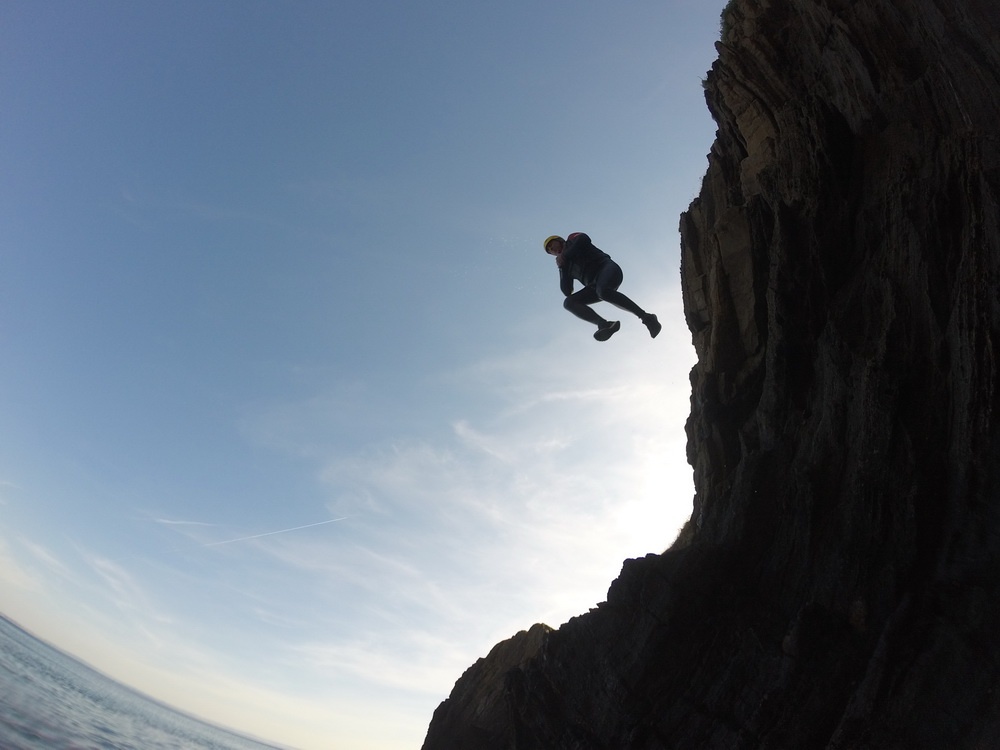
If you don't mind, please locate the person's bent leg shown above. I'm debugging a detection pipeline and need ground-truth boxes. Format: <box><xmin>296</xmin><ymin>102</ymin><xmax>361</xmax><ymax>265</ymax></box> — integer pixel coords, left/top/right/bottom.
<box><xmin>599</xmin><ymin>288</ymin><xmax>648</xmax><ymax>317</ymax></box>
<box><xmin>594</xmin><ymin>262</ymin><xmax>647</xmax><ymax>318</ymax></box>
<box><xmin>563</xmin><ymin>288</ymin><xmax>606</xmax><ymax>326</ymax></box>
<box><xmin>595</xmin><ymin>262</ymin><xmax>661</xmax><ymax>337</ymax></box>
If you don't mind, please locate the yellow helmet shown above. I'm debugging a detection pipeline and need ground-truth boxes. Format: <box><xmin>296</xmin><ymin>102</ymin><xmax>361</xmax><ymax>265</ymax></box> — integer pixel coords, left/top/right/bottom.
<box><xmin>543</xmin><ymin>235</ymin><xmax>564</xmax><ymax>252</ymax></box>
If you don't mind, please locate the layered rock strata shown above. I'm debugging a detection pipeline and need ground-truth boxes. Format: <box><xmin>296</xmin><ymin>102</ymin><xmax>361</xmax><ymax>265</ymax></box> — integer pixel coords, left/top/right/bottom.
<box><xmin>423</xmin><ymin>0</ymin><xmax>1000</xmax><ymax>747</ymax></box>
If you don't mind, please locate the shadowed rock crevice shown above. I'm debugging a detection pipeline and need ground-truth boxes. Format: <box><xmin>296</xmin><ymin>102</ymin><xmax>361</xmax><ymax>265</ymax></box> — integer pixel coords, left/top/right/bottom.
<box><xmin>423</xmin><ymin>1</ymin><xmax>1000</xmax><ymax>747</ymax></box>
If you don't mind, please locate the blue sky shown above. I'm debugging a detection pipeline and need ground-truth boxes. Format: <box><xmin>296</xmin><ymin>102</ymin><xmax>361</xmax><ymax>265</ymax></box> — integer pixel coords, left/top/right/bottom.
<box><xmin>0</xmin><ymin>2</ymin><xmax>723</xmax><ymax>748</ymax></box>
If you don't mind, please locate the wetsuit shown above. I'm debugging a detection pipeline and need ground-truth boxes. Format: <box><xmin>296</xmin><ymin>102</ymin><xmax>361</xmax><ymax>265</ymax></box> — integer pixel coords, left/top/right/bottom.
<box><xmin>558</xmin><ymin>232</ymin><xmax>648</xmax><ymax>325</ymax></box>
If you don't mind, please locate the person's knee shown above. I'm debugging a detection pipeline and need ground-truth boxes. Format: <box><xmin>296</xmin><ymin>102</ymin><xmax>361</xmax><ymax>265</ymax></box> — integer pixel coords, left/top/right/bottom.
<box><xmin>563</xmin><ymin>296</ymin><xmax>577</xmax><ymax>311</ymax></box>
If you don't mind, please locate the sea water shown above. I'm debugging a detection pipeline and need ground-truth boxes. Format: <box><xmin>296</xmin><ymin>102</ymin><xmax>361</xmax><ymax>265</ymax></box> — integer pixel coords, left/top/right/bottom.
<box><xmin>0</xmin><ymin>615</ymin><xmax>288</xmax><ymax>750</ymax></box>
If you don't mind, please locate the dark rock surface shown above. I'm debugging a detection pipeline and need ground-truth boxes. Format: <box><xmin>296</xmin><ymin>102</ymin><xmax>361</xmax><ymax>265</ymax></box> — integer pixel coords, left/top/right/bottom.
<box><xmin>421</xmin><ymin>624</ymin><xmax>552</xmax><ymax>749</ymax></box>
<box><xmin>422</xmin><ymin>1</ymin><xmax>1000</xmax><ymax>747</ymax></box>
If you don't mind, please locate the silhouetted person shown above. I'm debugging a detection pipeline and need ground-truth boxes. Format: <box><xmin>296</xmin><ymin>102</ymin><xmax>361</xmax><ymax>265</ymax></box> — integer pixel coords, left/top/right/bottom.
<box><xmin>544</xmin><ymin>232</ymin><xmax>661</xmax><ymax>341</ymax></box>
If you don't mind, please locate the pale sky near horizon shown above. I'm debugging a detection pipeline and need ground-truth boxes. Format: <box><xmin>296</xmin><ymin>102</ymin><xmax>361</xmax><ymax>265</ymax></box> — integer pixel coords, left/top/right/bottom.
<box><xmin>0</xmin><ymin>2</ymin><xmax>724</xmax><ymax>748</ymax></box>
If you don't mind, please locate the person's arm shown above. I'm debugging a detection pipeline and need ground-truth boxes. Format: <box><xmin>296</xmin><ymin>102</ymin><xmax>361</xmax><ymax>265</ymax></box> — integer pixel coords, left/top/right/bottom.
<box><xmin>559</xmin><ymin>264</ymin><xmax>574</xmax><ymax>296</ymax></box>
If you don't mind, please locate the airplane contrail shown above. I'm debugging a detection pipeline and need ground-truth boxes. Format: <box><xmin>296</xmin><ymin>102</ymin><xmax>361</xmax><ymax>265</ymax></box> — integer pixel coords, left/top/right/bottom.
<box><xmin>204</xmin><ymin>517</ymin><xmax>349</xmax><ymax>547</ymax></box>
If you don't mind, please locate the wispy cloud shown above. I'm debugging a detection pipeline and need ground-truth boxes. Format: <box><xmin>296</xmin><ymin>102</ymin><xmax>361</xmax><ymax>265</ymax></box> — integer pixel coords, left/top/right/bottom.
<box><xmin>21</xmin><ymin>539</ymin><xmax>76</xmax><ymax>582</ymax></box>
<box><xmin>288</xmin><ymin>630</ymin><xmax>475</xmax><ymax>695</ymax></box>
<box><xmin>85</xmin><ymin>555</ymin><xmax>174</xmax><ymax>631</ymax></box>
<box><xmin>255</xmin><ymin>333</ymin><xmax>694</xmax><ymax>646</ymax></box>
<box><xmin>203</xmin><ymin>517</ymin><xmax>349</xmax><ymax>547</ymax></box>
<box><xmin>0</xmin><ymin>537</ymin><xmax>44</xmax><ymax>591</ymax></box>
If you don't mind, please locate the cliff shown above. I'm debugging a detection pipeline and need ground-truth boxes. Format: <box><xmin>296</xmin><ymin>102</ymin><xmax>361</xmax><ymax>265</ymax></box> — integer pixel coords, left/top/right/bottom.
<box><xmin>422</xmin><ymin>1</ymin><xmax>1000</xmax><ymax>748</ymax></box>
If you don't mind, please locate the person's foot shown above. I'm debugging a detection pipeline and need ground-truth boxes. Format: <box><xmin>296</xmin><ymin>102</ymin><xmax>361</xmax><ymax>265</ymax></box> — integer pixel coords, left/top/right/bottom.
<box><xmin>642</xmin><ymin>314</ymin><xmax>662</xmax><ymax>338</ymax></box>
<box><xmin>594</xmin><ymin>320</ymin><xmax>621</xmax><ymax>341</ymax></box>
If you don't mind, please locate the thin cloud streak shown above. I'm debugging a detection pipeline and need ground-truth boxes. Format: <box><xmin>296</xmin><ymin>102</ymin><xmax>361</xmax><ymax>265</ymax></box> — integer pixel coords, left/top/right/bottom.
<box><xmin>203</xmin><ymin>517</ymin><xmax>350</xmax><ymax>547</ymax></box>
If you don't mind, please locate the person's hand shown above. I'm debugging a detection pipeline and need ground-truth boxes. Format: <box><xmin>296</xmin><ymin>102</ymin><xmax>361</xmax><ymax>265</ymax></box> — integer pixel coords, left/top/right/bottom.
<box><xmin>555</xmin><ymin>253</ymin><xmax>565</xmax><ymax>268</ymax></box>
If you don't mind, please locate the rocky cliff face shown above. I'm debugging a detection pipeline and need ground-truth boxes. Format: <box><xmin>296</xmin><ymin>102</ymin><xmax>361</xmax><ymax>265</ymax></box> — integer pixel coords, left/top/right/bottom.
<box><xmin>422</xmin><ymin>1</ymin><xmax>1000</xmax><ymax>748</ymax></box>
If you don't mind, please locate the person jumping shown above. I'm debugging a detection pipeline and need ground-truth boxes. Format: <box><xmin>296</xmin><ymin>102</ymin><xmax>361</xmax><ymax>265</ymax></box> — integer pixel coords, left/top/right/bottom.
<box><xmin>543</xmin><ymin>232</ymin><xmax>661</xmax><ymax>341</ymax></box>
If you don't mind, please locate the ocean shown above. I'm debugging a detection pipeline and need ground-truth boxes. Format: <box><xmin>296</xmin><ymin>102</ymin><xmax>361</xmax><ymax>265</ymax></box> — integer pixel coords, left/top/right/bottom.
<box><xmin>0</xmin><ymin>615</ymin><xmax>289</xmax><ymax>750</ymax></box>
